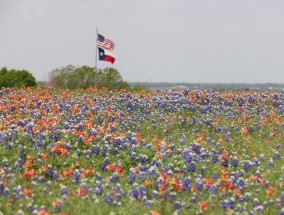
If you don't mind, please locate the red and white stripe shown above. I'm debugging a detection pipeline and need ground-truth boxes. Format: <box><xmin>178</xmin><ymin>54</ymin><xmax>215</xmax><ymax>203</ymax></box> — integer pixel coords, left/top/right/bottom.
<box><xmin>97</xmin><ymin>38</ymin><xmax>115</xmax><ymax>51</ymax></box>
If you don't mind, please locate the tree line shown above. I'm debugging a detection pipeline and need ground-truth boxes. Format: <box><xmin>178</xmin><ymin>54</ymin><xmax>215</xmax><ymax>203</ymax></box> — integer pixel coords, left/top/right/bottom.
<box><xmin>48</xmin><ymin>65</ymin><xmax>130</xmax><ymax>90</ymax></box>
<box><xmin>0</xmin><ymin>67</ymin><xmax>37</xmax><ymax>88</ymax></box>
<box><xmin>0</xmin><ymin>66</ymin><xmax>131</xmax><ymax>90</ymax></box>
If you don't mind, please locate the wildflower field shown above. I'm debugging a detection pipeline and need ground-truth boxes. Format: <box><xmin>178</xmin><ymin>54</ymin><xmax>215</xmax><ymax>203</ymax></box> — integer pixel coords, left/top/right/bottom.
<box><xmin>0</xmin><ymin>87</ymin><xmax>284</xmax><ymax>215</ymax></box>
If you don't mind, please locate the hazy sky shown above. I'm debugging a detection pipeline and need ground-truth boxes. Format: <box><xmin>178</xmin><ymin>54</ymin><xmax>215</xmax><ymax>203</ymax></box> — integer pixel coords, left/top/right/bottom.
<box><xmin>1</xmin><ymin>0</ymin><xmax>284</xmax><ymax>83</ymax></box>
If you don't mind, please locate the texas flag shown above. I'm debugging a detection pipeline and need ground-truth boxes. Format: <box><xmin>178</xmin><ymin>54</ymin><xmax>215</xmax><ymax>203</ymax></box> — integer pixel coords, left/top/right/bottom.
<box><xmin>98</xmin><ymin>47</ymin><xmax>116</xmax><ymax>64</ymax></box>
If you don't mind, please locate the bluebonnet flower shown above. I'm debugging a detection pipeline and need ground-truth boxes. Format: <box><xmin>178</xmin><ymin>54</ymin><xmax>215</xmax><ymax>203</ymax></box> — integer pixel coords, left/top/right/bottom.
<box><xmin>104</xmin><ymin>185</ymin><xmax>124</xmax><ymax>206</ymax></box>
<box><xmin>211</xmin><ymin>155</ymin><xmax>219</xmax><ymax>163</ymax></box>
<box><xmin>46</xmin><ymin>181</ymin><xmax>52</xmax><ymax>187</ymax></box>
<box><xmin>268</xmin><ymin>158</ymin><xmax>274</xmax><ymax>169</ymax></box>
<box><xmin>112</xmin><ymin>149</ymin><xmax>119</xmax><ymax>156</ymax></box>
<box><xmin>145</xmin><ymin>200</ymin><xmax>154</xmax><ymax>207</ymax></box>
<box><xmin>225</xmin><ymin>132</ymin><xmax>231</xmax><ymax>142</ymax></box>
<box><xmin>60</xmin><ymin>185</ymin><xmax>68</xmax><ymax>195</ymax></box>
<box><xmin>179</xmin><ymin>134</ymin><xmax>186</xmax><ymax>145</ymax></box>
<box><xmin>190</xmin><ymin>142</ymin><xmax>200</xmax><ymax>154</ymax></box>
<box><xmin>231</xmin><ymin>157</ymin><xmax>239</xmax><ymax>167</ymax></box>
<box><xmin>273</xmin><ymin>152</ymin><xmax>280</xmax><ymax>160</ymax></box>
<box><xmin>182</xmin><ymin>177</ymin><xmax>191</xmax><ymax>191</ymax></box>
<box><xmin>46</xmin><ymin>164</ymin><xmax>53</xmax><ymax>175</ymax></box>
<box><xmin>95</xmin><ymin>172</ymin><xmax>102</xmax><ymax>181</ymax></box>
<box><xmin>254</xmin><ymin>205</ymin><xmax>264</xmax><ymax>212</ymax></box>
<box><xmin>1</xmin><ymin>158</ymin><xmax>9</xmax><ymax>167</ymax></box>
<box><xmin>167</xmin><ymin>192</ymin><xmax>177</xmax><ymax>201</ymax></box>
<box><xmin>14</xmin><ymin>185</ymin><xmax>23</xmax><ymax>196</ymax></box>
<box><xmin>200</xmin><ymin>166</ymin><xmax>206</xmax><ymax>174</ymax></box>
<box><xmin>53</xmin><ymin>171</ymin><xmax>60</xmax><ymax>181</ymax></box>
<box><xmin>279</xmin><ymin>192</ymin><xmax>284</xmax><ymax>202</ymax></box>
<box><xmin>6</xmin><ymin>142</ymin><xmax>13</xmax><ymax>150</ymax></box>
<box><xmin>104</xmin><ymin>193</ymin><xmax>114</xmax><ymax>205</ymax></box>
<box><xmin>259</xmin><ymin>154</ymin><xmax>266</xmax><ymax>161</ymax></box>
<box><xmin>253</xmin><ymin>198</ymin><xmax>259</xmax><ymax>207</ymax></box>
<box><xmin>182</xmin><ymin>148</ymin><xmax>192</xmax><ymax>164</ymax></box>
<box><xmin>101</xmin><ymin>157</ymin><xmax>110</xmax><ymax>171</ymax></box>
<box><xmin>221</xmin><ymin>159</ymin><xmax>228</xmax><ymax>168</ymax></box>
<box><xmin>93</xmin><ymin>182</ymin><xmax>103</xmax><ymax>195</ymax></box>
<box><xmin>174</xmin><ymin>201</ymin><xmax>182</xmax><ymax>209</ymax></box>
<box><xmin>3</xmin><ymin>187</ymin><xmax>10</xmax><ymax>196</ymax></box>
<box><xmin>208</xmin><ymin>185</ymin><xmax>217</xmax><ymax>194</ymax></box>
<box><xmin>101</xmin><ymin>145</ymin><xmax>108</xmax><ymax>157</ymax></box>
<box><xmin>129</xmin><ymin>187</ymin><xmax>139</xmax><ymax>200</ymax></box>
<box><xmin>221</xmin><ymin>198</ymin><xmax>235</xmax><ymax>209</ymax></box>
<box><xmin>189</xmin><ymin>161</ymin><xmax>196</xmax><ymax>172</ymax></box>
<box><xmin>151</xmin><ymin>190</ymin><xmax>158</xmax><ymax>198</ymax></box>
<box><xmin>130</xmin><ymin>152</ymin><xmax>136</xmax><ymax>160</ymax></box>
<box><xmin>200</xmin><ymin>149</ymin><xmax>209</xmax><ymax>160</ymax></box>
<box><xmin>128</xmin><ymin>169</ymin><xmax>136</xmax><ymax>184</ymax></box>
<box><xmin>252</xmin><ymin>158</ymin><xmax>259</xmax><ymax>168</ymax></box>
<box><xmin>243</xmin><ymin>160</ymin><xmax>252</xmax><ymax>172</ymax></box>
<box><xmin>110</xmin><ymin>173</ymin><xmax>120</xmax><ymax>183</ymax></box>
<box><xmin>26</xmin><ymin>203</ymin><xmax>34</xmax><ymax>212</ymax></box>
<box><xmin>138</xmin><ymin>155</ymin><xmax>148</xmax><ymax>163</ymax></box>
<box><xmin>91</xmin><ymin>145</ymin><xmax>100</xmax><ymax>155</ymax></box>
<box><xmin>189</xmin><ymin>194</ymin><xmax>198</xmax><ymax>203</ymax></box>
<box><xmin>139</xmin><ymin>185</ymin><xmax>147</xmax><ymax>198</ymax></box>
<box><xmin>73</xmin><ymin>169</ymin><xmax>80</xmax><ymax>183</ymax></box>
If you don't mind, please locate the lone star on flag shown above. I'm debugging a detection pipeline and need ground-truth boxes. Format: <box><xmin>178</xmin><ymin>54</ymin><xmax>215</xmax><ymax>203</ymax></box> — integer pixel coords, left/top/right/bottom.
<box><xmin>98</xmin><ymin>47</ymin><xmax>115</xmax><ymax>64</ymax></box>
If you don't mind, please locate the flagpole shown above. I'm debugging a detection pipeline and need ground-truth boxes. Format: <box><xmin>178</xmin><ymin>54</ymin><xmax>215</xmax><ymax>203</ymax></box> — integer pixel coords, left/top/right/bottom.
<box><xmin>95</xmin><ymin>27</ymin><xmax>98</xmax><ymax>88</ymax></box>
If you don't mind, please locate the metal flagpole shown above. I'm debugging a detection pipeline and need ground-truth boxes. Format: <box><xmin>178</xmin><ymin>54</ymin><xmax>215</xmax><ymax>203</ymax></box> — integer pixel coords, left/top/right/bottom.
<box><xmin>95</xmin><ymin>28</ymin><xmax>98</xmax><ymax>88</ymax></box>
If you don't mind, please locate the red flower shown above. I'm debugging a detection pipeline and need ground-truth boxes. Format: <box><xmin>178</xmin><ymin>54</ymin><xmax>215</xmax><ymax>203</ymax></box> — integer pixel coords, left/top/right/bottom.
<box><xmin>266</xmin><ymin>189</ymin><xmax>273</xmax><ymax>196</ymax></box>
<box><xmin>80</xmin><ymin>188</ymin><xmax>87</xmax><ymax>196</ymax></box>
<box><xmin>26</xmin><ymin>154</ymin><xmax>34</xmax><ymax>162</ymax></box>
<box><xmin>22</xmin><ymin>168</ymin><xmax>36</xmax><ymax>179</ymax></box>
<box><xmin>24</xmin><ymin>161</ymin><xmax>33</xmax><ymax>168</ymax></box>
<box><xmin>175</xmin><ymin>184</ymin><xmax>183</xmax><ymax>192</ymax></box>
<box><xmin>23</xmin><ymin>187</ymin><xmax>32</xmax><ymax>196</ymax></box>
<box><xmin>198</xmin><ymin>201</ymin><xmax>208</xmax><ymax>211</ymax></box>
<box><xmin>105</xmin><ymin>164</ymin><xmax>115</xmax><ymax>171</ymax></box>
<box><xmin>84</xmin><ymin>168</ymin><xmax>93</xmax><ymax>175</ymax></box>
<box><xmin>224</xmin><ymin>181</ymin><xmax>234</xmax><ymax>189</ymax></box>
<box><xmin>37</xmin><ymin>209</ymin><xmax>51</xmax><ymax>215</ymax></box>
<box><xmin>40</xmin><ymin>152</ymin><xmax>49</xmax><ymax>159</ymax></box>
<box><xmin>204</xmin><ymin>178</ymin><xmax>213</xmax><ymax>185</ymax></box>
<box><xmin>234</xmin><ymin>189</ymin><xmax>241</xmax><ymax>195</ymax></box>
<box><xmin>149</xmin><ymin>210</ymin><xmax>160</xmax><ymax>215</ymax></box>
<box><xmin>116</xmin><ymin>166</ymin><xmax>123</xmax><ymax>173</ymax></box>
<box><xmin>144</xmin><ymin>178</ymin><xmax>152</xmax><ymax>186</ymax></box>
<box><xmin>160</xmin><ymin>172</ymin><xmax>167</xmax><ymax>179</ymax></box>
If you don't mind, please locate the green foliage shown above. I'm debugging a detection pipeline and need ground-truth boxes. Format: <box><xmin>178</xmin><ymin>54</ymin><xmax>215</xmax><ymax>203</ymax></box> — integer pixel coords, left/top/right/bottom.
<box><xmin>0</xmin><ymin>67</ymin><xmax>37</xmax><ymax>88</ymax></box>
<box><xmin>49</xmin><ymin>65</ymin><xmax>130</xmax><ymax>90</ymax></box>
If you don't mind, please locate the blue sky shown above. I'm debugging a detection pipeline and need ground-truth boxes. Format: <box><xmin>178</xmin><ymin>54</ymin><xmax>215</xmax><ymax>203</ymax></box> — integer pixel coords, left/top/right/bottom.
<box><xmin>1</xmin><ymin>0</ymin><xmax>284</xmax><ymax>83</ymax></box>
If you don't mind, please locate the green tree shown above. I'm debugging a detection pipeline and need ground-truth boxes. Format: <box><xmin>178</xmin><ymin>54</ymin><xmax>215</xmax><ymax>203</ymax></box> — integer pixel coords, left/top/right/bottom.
<box><xmin>48</xmin><ymin>65</ymin><xmax>130</xmax><ymax>90</ymax></box>
<box><xmin>0</xmin><ymin>67</ymin><xmax>37</xmax><ymax>88</ymax></box>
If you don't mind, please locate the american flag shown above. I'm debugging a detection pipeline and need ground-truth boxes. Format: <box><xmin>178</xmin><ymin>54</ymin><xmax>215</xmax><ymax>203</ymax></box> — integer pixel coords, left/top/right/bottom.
<box><xmin>96</xmin><ymin>34</ymin><xmax>115</xmax><ymax>51</ymax></box>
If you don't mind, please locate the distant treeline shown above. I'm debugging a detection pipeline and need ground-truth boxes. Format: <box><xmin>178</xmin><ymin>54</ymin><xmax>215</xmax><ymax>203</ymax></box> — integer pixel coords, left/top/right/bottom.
<box><xmin>130</xmin><ymin>82</ymin><xmax>284</xmax><ymax>91</ymax></box>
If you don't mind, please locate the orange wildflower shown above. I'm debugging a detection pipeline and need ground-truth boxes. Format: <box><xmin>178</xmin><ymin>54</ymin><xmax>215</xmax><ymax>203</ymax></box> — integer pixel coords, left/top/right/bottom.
<box><xmin>198</xmin><ymin>201</ymin><xmax>208</xmax><ymax>211</ymax></box>
<box><xmin>149</xmin><ymin>210</ymin><xmax>160</xmax><ymax>215</ymax></box>
<box><xmin>23</xmin><ymin>187</ymin><xmax>32</xmax><ymax>196</ymax></box>
<box><xmin>266</xmin><ymin>189</ymin><xmax>273</xmax><ymax>196</ymax></box>
<box><xmin>144</xmin><ymin>178</ymin><xmax>152</xmax><ymax>186</ymax></box>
